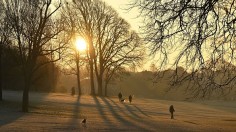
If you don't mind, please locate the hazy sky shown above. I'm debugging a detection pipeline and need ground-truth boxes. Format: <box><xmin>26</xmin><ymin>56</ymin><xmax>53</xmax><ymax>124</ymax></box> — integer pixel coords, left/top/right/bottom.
<box><xmin>102</xmin><ymin>1</ymin><xmax>180</xmax><ymax>71</ymax></box>
<box><xmin>103</xmin><ymin>0</ymin><xmax>141</xmax><ymax>31</ymax></box>
<box><xmin>103</xmin><ymin>0</ymin><xmax>152</xmax><ymax>71</ymax></box>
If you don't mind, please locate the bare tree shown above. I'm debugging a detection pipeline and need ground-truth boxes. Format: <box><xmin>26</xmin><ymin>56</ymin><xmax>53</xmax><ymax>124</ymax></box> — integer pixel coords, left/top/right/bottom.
<box><xmin>0</xmin><ymin>0</ymin><xmax>12</xmax><ymax>101</ymax></box>
<box><xmin>58</xmin><ymin>38</ymin><xmax>85</xmax><ymax>96</ymax></box>
<box><xmin>104</xmin><ymin>66</ymin><xmax>127</xmax><ymax>96</ymax></box>
<box><xmin>93</xmin><ymin>1</ymin><xmax>143</xmax><ymax>96</ymax></box>
<box><xmin>5</xmin><ymin>0</ymin><xmax>65</xmax><ymax>112</ymax></box>
<box><xmin>69</xmin><ymin>0</ymin><xmax>96</xmax><ymax>95</ymax></box>
<box><xmin>130</xmin><ymin>0</ymin><xmax>236</xmax><ymax>98</ymax></box>
<box><xmin>63</xmin><ymin>0</ymin><xmax>97</xmax><ymax>95</ymax></box>
<box><xmin>0</xmin><ymin>0</ymin><xmax>5</xmax><ymax>101</ymax></box>
<box><xmin>69</xmin><ymin>0</ymin><xmax>143</xmax><ymax>96</ymax></box>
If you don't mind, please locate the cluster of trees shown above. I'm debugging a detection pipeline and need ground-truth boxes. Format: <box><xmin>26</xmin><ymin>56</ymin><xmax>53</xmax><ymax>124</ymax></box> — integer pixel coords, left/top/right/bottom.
<box><xmin>1</xmin><ymin>46</ymin><xmax>60</xmax><ymax>92</ymax></box>
<box><xmin>1</xmin><ymin>0</ymin><xmax>235</xmax><ymax>112</ymax></box>
<box><xmin>130</xmin><ymin>0</ymin><xmax>236</xmax><ymax>98</ymax></box>
<box><xmin>0</xmin><ymin>0</ymin><xmax>66</xmax><ymax>112</ymax></box>
<box><xmin>62</xmin><ymin>0</ymin><xmax>143</xmax><ymax>96</ymax></box>
<box><xmin>0</xmin><ymin>0</ymin><xmax>143</xmax><ymax>112</ymax></box>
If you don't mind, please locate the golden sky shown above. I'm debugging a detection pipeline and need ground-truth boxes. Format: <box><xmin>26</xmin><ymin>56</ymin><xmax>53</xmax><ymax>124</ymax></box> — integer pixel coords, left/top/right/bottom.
<box><xmin>103</xmin><ymin>0</ymin><xmax>152</xmax><ymax>71</ymax></box>
<box><xmin>103</xmin><ymin>0</ymin><xmax>141</xmax><ymax>31</ymax></box>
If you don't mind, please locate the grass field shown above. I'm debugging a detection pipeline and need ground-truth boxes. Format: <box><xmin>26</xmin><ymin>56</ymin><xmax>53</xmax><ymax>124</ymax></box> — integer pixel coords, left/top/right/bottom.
<box><xmin>0</xmin><ymin>91</ymin><xmax>236</xmax><ymax>131</ymax></box>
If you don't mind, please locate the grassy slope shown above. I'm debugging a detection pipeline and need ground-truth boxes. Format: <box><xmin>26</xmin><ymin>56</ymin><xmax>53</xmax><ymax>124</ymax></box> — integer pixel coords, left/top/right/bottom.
<box><xmin>0</xmin><ymin>91</ymin><xmax>236</xmax><ymax>131</ymax></box>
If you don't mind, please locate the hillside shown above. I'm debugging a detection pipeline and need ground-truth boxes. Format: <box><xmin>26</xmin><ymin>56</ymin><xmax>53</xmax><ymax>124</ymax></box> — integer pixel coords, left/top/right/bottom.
<box><xmin>1</xmin><ymin>91</ymin><xmax>236</xmax><ymax>131</ymax></box>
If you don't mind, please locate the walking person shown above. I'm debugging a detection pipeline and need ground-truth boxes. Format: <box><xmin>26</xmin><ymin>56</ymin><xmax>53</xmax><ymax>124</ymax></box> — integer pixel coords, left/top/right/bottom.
<box><xmin>129</xmin><ymin>95</ymin><xmax>132</xmax><ymax>104</ymax></box>
<box><xmin>71</xmin><ymin>87</ymin><xmax>75</xmax><ymax>96</ymax></box>
<box><xmin>169</xmin><ymin>105</ymin><xmax>175</xmax><ymax>119</ymax></box>
<box><xmin>118</xmin><ymin>92</ymin><xmax>122</xmax><ymax>102</ymax></box>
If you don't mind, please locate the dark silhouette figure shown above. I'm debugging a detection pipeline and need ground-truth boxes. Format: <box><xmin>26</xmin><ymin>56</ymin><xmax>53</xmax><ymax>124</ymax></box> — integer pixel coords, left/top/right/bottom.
<box><xmin>81</xmin><ymin>118</ymin><xmax>86</xmax><ymax>127</ymax></box>
<box><xmin>118</xmin><ymin>92</ymin><xmax>122</xmax><ymax>101</ymax></box>
<box><xmin>169</xmin><ymin>105</ymin><xmax>175</xmax><ymax>119</ymax></box>
<box><xmin>129</xmin><ymin>95</ymin><xmax>132</xmax><ymax>104</ymax></box>
<box><xmin>71</xmin><ymin>87</ymin><xmax>75</xmax><ymax>96</ymax></box>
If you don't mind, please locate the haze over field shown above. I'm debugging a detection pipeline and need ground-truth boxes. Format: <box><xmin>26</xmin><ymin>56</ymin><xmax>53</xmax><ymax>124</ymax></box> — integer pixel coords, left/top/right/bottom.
<box><xmin>1</xmin><ymin>0</ymin><xmax>236</xmax><ymax>131</ymax></box>
<box><xmin>1</xmin><ymin>91</ymin><xmax>236</xmax><ymax>131</ymax></box>
<box><xmin>58</xmin><ymin>69</ymin><xmax>236</xmax><ymax>101</ymax></box>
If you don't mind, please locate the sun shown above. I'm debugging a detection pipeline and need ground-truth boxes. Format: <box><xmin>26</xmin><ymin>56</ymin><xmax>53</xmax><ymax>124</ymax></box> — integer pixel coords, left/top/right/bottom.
<box><xmin>75</xmin><ymin>38</ymin><xmax>87</xmax><ymax>51</ymax></box>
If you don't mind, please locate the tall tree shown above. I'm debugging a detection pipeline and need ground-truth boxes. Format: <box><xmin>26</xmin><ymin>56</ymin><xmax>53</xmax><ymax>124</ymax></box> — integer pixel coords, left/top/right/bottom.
<box><xmin>70</xmin><ymin>0</ymin><xmax>143</xmax><ymax>96</ymax></box>
<box><xmin>71</xmin><ymin>0</ymin><xmax>96</xmax><ymax>95</ymax></box>
<box><xmin>0</xmin><ymin>0</ymin><xmax>11</xmax><ymax>101</ymax></box>
<box><xmin>0</xmin><ymin>0</ymin><xmax>4</xmax><ymax>101</ymax></box>
<box><xmin>62</xmin><ymin>1</ymin><xmax>92</xmax><ymax>95</ymax></box>
<box><xmin>5</xmin><ymin>0</ymin><xmax>65</xmax><ymax>112</ymax></box>
<box><xmin>130</xmin><ymin>0</ymin><xmax>236</xmax><ymax>98</ymax></box>
<box><xmin>93</xmin><ymin>1</ymin><xmax>143</xmax><ymax>96</ymax></box>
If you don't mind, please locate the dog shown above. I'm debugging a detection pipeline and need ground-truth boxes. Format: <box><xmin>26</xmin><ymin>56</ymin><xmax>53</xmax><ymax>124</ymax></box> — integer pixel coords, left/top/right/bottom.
<box><xmin>81</xmin><ymin>119</ymin><xmax>87</xmax><ymax>127</ymax></box>
<box><xmin>120</xmin><ymin>99</ymin><xmax>125</xmax><ymax>102</ymax></box>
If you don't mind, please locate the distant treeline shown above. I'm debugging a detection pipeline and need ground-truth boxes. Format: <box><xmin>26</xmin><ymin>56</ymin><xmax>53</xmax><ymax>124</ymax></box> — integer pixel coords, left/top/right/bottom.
<box><xmin>1</xmin><ymin>46</ymin><xmax>59</xmax><ymax>92</ymax></box>
<box><xmin>113</xmin><ymin>68</ymin><xmax>236</xmax><ymax>100</ymax></box>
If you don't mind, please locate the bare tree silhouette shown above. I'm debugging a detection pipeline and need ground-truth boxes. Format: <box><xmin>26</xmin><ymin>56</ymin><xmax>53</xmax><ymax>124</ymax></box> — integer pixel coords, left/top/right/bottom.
<box><xmin>130</xmin><ymin>0</ymin><xmax>236</xmax><ymax>98</ymax></box>
<box><xmin>65</xmin><ymin>0</ymin><xmax>143</xmax><ymax>96</ymax></box>
<box><xmin>5</xmin><ymin>0</ymin><xmax>65</xmax><ymax>112</ymax></box>
<box><xmin>0</xmin><ymin>0</ymin><xmax>7</xmax><ymax>101</ymax></box>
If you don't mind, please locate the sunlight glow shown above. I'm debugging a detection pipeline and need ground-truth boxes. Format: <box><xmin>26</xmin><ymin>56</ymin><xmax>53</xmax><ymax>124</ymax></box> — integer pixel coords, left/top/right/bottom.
<box><xmin>75</xmin><ymin>38</ymin><xmax>87</xmax><ymax>51</ymax></box>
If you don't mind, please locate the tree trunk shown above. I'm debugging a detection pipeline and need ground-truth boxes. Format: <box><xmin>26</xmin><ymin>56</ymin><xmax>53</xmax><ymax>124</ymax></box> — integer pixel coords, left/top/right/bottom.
<box><xmin>76</xmin><ymin>56</ymin><xmax>81</xmax><ymax>96</ymax></box>
<box><xmin>77</xmin><ymin>73</ymin><xmax>81</xmax><ymax>95</ymax></box>
<box><xmin>89</xmin><ymin>60</ymin><xmax>95</xmax><ymax>95</ymax></box>
<box><xmin>104</xmin><ymin>81</ymin><xmax>108</xmax><ymax>97</ymax></box>
<box><xmin>97</xmin><ymin>76</ymin><xmax>102</xmax><ymax>96</ymax></box>
<box><xmin>22</xmin><ymin>73</ymin><xmax>30</xmax><ymax>112</ymax></box>
<box><xmin>0</xmin><ymin>45</ymin><xmax>2</xmax><ymax>101</ymax></box>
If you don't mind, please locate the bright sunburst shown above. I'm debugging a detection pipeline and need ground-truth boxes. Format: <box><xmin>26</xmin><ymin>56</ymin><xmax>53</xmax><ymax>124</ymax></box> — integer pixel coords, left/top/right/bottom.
<box><xmin>75</xmin><ymin>38</ymin><xmax>87</xmax><ymax>51</ymax></box>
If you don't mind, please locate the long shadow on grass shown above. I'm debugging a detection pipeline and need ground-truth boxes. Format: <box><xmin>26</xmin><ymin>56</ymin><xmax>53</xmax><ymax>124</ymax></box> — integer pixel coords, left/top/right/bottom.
<box><xmin>0</xmin><ymin>100</ymin><xmax>25</xmax><ymax>127</ymax></box>
<box><xmin>64</xmin><ymin>95</ymin><xmax>82</xmax><ymax>131</ymax></box>
<box><xmin>106</xmin><ymin>98</ymin><xmax>178</xmax><ymax>131</ymax></box>
<box><xmin>102</xmin><ymin>97</ymin><xmax>149</xmax><ymax>131</ymax></box>
<box><xmin>121</xmin><ymin>103</ymin><xmax>142</xmax><ymax>118</ymax></box>
<box><xmin>91</xmin><ymin>96</ymin><xmax>117</xmax><ymax>127</ymax></box>
<box><xmin>107</xmin><ymin>98</ymin><xmax>141</xmax><ymax>119</ymax></box>
<box><xmin>66</xmin><ymin>96</ymin><xmax>115</xmax><ymax>130</ymax></box>
<box><xmin>133</xmin><ymin>105</ymin><xmax>150</xmax><ymax>117</ymax></box>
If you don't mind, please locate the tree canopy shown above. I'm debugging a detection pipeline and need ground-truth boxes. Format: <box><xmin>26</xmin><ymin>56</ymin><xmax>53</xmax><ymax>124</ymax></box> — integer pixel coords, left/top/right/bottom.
<box><xmin>130</xmin><ymin>0</ymin><xmax>236</xmax><ymax>98</ymax></box>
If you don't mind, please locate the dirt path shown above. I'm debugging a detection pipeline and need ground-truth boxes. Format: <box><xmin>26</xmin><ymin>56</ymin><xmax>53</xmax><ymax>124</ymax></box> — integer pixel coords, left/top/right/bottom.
<box><xmin>0</xmin><ymin>91</ymin><xmax>236</xmax><ymax>131</ymax></box>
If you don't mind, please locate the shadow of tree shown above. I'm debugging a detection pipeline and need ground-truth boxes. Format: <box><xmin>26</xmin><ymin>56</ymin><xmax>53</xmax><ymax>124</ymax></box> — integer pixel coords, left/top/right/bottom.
<box><xmin>133</xmin><ymin>105</ymin><xmax>150</xmax><ymax>117</ymax></box>
<box><xmin>65</xmin><ymin>96</ymin><xmax>190</xmax><ymax>131</ymax></box>
<box><xmin>106</xmin><ymin>97</ymin><xmax>169</xmax><ymax>131</ymax></box>
<box><xmin>91</xmin><ymin>96</ymin><xmax>116</xmax><ymax>126</ymax></box>
<box><xmin>102</xmin><ymin>97</ymin><xmax>150</xmax><ymax>131</ymax></box>
<box><xmin>0</xmin><ymin>100</ymin><xmax>25</xmax><ymax>126</ymax></box>
<box><xmin>65</xmin><ymin>95</ymin><xmax>84</xmax><ymax>131</ymax></box>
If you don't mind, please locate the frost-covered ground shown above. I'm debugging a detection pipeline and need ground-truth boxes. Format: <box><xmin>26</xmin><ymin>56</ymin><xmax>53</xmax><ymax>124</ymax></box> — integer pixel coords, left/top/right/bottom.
<box><xmin>0</xmin><ymin>91</ymin><xmax>236</xmax><ymax>131</ymax></box>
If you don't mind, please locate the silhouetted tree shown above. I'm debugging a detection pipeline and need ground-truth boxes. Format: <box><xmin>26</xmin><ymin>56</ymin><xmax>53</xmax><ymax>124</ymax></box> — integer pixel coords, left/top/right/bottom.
<box><xmin>0</xmin><ymin>0</ymin><xmax>4</xmax><ymax>101</ymax></box>
<box><xmin>93</xmin><ymin>1</ymin><xmax>143</xmax><ymax>96</ymax></box>
<box><xmin>69</xmin><ymin>0</ymin><xmax>143</xmax><ymax>96</ymax></box>
<box><xmin>62</xmin><ymin>2</ymin><xmax>90</xmax><ymax>96</ymax></box>
<box><xmin>130</xmin><ymin>0</ymin><xmax>236</xmax><ymax>98</ymax></box>
<box><xmin>58</xmin><ymin>39</ymin><xmax>85</xmax><ymax>96</ymax></box>
<box><xmin>0</xmin><ymin>0</ymin><xmax>12</xmax><ymax>101</ymax></box>
<box><xmin>69</xmin><ymin>0</ymin><xmax>96</xmax><ymax>95</ymax></box>
<box><xmin>5</xmin><ymin>0</ymin><xmax>65</xmax><ymax>112</ymax></box>
<box><xmin>32</xmin><ymin>56</ymin><xmax>60</xmax><ymax>92</ymax></box>
<box><xmin>104</xmin><ymin>66</ymin><xmax>126</xmax><ymax>96</ymax></box>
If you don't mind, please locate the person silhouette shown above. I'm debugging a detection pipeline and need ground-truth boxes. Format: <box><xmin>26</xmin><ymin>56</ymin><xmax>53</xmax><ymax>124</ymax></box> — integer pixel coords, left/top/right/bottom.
<box><xmin>169</xmin><ymin>105</ymin><xmax>175</xmax><ymax>119</ymax></box>
<box><xmin>129</xmin><ymin>95</ymin><xmax>132</xmax><ymax>104</ymax></box>
<box><xmin>118</xmin><ymin>92</ymin><xmax>122</xmax><ymax>102</ymax></box>
<box><xmin>71</xmin><ymin>87</ymin><xmax>75</xmax><ymax>96</ymax></box>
